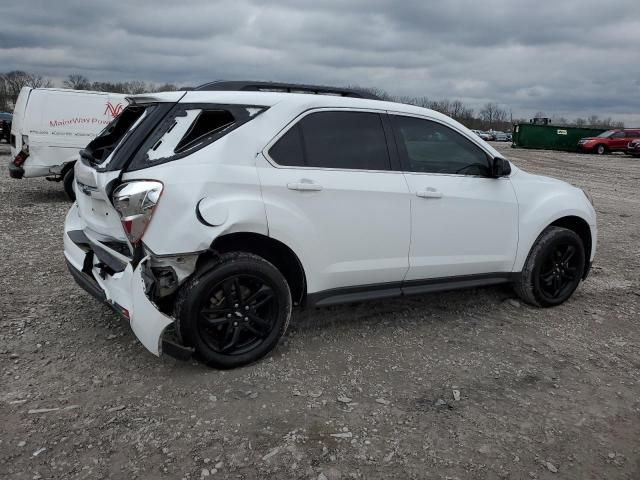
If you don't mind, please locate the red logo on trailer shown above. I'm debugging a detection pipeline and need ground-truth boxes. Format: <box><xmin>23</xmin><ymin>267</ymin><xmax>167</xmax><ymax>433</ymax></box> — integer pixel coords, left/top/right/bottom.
<box><xmin>104</xmin><ymin>102</ymin><xmax>124</xmax><ymax>118</ymax></box>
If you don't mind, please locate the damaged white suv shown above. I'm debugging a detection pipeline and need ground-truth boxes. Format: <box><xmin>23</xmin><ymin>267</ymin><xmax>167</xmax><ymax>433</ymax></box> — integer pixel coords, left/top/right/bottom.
<box><xmin>64</xmin><ymin>81</ymin><xmax>597</xmax><ymax>368</ymax></box>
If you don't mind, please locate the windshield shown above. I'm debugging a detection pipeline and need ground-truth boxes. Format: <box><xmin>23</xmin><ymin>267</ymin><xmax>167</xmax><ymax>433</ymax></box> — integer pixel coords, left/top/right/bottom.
<box><xmin>596</xmin><ymin>130</ymin><xmax>615</xmax><ymax>138</ymax></box>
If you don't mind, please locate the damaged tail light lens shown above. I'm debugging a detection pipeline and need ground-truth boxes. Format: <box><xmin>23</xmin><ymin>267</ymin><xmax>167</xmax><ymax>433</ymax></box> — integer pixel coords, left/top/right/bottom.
<box><xmin>112</xmin><ymin>181</ymin><xmax>163</xmax><ymax>245</ymax></box>
<box><xmin>13</xmin><ymin>151</ymin><xmax>28</xmax><ymax>167</ymax></box>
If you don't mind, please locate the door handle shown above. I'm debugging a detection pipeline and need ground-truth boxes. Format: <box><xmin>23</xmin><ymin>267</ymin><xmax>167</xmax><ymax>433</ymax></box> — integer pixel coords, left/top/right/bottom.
<box><xmin>287</xmin><ymin>181</ymin><xmax>323</xmax><ymax>191</ymax></box>
<box><xmin>416</xmin><ymin>188</ymin><xmax>442</xmax><ymax>199</ymax></box>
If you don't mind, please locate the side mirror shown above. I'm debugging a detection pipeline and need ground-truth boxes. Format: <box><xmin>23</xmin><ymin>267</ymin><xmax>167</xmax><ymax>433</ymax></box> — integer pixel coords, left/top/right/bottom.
<box><xmin>491</xmin><ymin>157</ymin><xmax>511</xmax><ymax>177</ymax></box>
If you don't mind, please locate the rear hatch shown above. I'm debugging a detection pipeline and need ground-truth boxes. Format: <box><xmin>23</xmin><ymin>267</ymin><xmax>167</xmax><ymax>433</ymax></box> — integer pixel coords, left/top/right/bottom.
<box><xmin>74</xmin><ymin>90</ymin><xmax>267</xmax><ymax>252</ymax></box>
<box><xmin>74</xmin><ymin>93</ymin><xmax>185</xmax><ymax>247</ymax></box>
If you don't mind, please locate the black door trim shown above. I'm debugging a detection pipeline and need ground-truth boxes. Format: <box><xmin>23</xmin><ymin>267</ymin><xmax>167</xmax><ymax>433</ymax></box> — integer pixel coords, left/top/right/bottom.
<box><xmin>306</xmin><ymin>272</ymin><xmax>518</xmax><ymax>308</ymax></box>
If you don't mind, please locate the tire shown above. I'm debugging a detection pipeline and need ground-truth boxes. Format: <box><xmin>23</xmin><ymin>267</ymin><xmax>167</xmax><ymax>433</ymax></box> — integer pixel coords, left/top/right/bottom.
<box><xmin>63</xmin><ymin>168</ymin><xmax>76</xmax><ymax>201</ymax></box>
<box><xmin>175</xmin><ymin>252</ymin><xmax>292</xmax><ymax>369</ymax></box>
<box><xmin>595</xmin><ymin>144</ymin><xmax>606</xmax><ymax>155</ymax></box>
<box><xmin>514</xmin><ymin>226</ymin><xmax>585</xmax><ymax>307</ymax></box>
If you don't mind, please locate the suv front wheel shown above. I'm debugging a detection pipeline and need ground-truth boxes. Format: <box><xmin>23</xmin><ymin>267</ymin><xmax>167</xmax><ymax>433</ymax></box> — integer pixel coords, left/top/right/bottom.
<box><xmin>175</xmin><ymin>252</ymin><xmax>292</xmax><ymax>368</ymax></box>
<box><xmin>515</xmin><ymin>226</ymin><xmax>585</xmax><ymax>307</ymax></box>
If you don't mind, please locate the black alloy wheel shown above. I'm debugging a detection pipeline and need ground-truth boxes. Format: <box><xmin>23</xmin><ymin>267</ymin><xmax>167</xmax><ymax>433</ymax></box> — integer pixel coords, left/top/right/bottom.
<box><xmin>514</xmin><ymin>226</ymin><xmax>586</xmax><ymax>307</ymax></box>
<box><xmin>197</xmin><ymin>274</ymin><xmax>278</xmax><ymax>355</ymax></box>
<box><xmin>176</xmin><ymin>252</ymin><xmax>292</xmax><ymax>368</ymax></box>
<box><xmin>536</xmin><ymin>243</ymin><xmax>581</xmax><ymax>302</ymax></box>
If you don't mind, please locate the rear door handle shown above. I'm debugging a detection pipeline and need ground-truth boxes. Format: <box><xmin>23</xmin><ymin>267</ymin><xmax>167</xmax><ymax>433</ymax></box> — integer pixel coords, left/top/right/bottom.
<box><xmin>416</xmin><ymin>188</ymin><xmax>442</xmax><ymax>199</ymax></box>
<box><xmin>287</xmin><ymin>181</ymin><xmax>323</xmax><ymax>191</ymax></box>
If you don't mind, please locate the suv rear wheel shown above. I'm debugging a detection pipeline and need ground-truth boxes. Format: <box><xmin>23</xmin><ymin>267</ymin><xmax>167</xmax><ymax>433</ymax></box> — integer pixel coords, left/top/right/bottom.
<box><xmin>175</xmin><ymin>252</ymin><xmax>292</xmax><ymax>368</ymax></box>
<box><xmin>515</xmin><ymin>226</ymin><xmax>585</xmax><ymax>307</ymax></box>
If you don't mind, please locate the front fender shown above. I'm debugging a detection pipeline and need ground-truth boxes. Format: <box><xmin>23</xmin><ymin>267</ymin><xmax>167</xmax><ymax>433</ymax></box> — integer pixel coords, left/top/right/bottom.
<box><xmin>513</xmin><ymin>188</ymin><xmax>596</xmax><ymax>272</ymax></box>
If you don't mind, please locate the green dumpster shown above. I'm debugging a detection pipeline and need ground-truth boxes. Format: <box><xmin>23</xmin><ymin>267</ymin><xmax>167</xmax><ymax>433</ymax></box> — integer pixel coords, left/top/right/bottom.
<box><xmin>511</xmin><ymin>123</ymin><xmax>606</xmax><ymax>152</ymax></box>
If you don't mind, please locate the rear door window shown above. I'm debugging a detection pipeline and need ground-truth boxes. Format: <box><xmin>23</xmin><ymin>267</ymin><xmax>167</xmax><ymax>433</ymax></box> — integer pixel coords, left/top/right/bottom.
<box><xmin>268</xmin><ymin>110</ymin><xmax>391</xmax><ymax>171</ymax></box>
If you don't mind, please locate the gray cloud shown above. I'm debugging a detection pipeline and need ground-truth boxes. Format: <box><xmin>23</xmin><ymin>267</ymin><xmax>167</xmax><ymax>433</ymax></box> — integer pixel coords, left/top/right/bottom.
<box><xmin>1</xmin><ymin>0</ymin><xmax>639</xmax><ymax>123</ymax></box>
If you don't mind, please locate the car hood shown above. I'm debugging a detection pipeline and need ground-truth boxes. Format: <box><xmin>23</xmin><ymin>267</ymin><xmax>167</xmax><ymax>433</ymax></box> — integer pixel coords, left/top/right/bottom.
<box><xmin>511</xmin><ymin>166</ymin><xmax>576</xmax><ymax>190</ymax></box>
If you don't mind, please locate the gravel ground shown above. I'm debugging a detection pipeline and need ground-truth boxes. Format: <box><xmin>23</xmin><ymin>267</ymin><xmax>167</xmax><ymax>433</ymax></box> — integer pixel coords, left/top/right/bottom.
<box><xmin>1</xmin><ymin>142</ymin><xmax>639</xmax><ymax>480</ymax></box>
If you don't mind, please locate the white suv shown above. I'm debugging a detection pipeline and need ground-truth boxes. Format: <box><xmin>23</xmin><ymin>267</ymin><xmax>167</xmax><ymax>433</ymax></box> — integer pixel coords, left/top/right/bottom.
<box><xmin>64</xmin><ymin>81</ymin><xmax>597</xmax><ymax>368</ymax></box>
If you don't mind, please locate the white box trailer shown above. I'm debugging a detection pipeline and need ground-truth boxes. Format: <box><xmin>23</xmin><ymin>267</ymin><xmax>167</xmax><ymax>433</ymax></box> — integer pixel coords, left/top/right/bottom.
<box><xmin>9</xmin><ymin>87</ymin><xmax>128</xmax><ymax>199</ymax></box>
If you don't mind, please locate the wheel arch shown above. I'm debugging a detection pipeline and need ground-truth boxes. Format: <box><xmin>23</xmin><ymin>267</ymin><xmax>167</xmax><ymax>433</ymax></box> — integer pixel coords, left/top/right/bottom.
<box><xmin>548</xmin><ymin>216</ymin><xmax>592</xmax><ymax>278</ymax></box>
<box><xmin>517</xmin><ymin>215</ymin><xmax>592</xmax><ymax>279</ymax></box>
<box><xmin>203</xmin><ymin>232</ymin><xmax>307</xmax><ymax>306</ymax></box>
<box><xmin>60</xmin><ymin>158</ymin><xmax>76</xmax><ymax>177</ymax></box>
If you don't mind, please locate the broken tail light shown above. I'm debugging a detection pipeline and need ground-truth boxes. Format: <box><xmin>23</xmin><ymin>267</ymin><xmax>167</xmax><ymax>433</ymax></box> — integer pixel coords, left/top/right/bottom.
<box><xmin>111</xmin><ymin>181</ymin><xmax>163</xmax><ymax>245</ymax></box>
<box><xmin>13</xmin><ymin>150</ymin><xmax>28</xmax><ymax>167</ymax></box>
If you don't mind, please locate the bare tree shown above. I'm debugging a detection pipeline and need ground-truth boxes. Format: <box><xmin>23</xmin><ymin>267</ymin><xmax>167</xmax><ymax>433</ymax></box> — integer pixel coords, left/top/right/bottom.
<box><xmin>125</xmin><ymin>80</ymin><xmax>148</xmax><ymax>94</ymax></box>
<box><xmin>480</xmin><ymin>102</ymin><xmax>507</xmax><ymax>129</ymax></box>
<box><xmin>1</xmin><ymin>71</ymin><xmax>53</xmax><ymax>107</ymax></box>
<box><xmin>346</xmin><ymin>85</ymin><xmax>393</xmax><ymax>101</ymax></box>
<box><xmin>153</xmin><ymin>83</ymin><xmax>178</xmax><ymax>92</ymax></box>
<box><xmin>63</xmin><ymin>74</ymin><xmax>91</xmax><ymax>90</ymax></box>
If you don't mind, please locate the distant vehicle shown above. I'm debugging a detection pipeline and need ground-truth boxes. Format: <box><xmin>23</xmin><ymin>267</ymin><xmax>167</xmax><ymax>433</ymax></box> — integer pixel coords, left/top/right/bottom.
<box><xmin>472</xmin><ymin>129</ymin><xmax>492</xmax><ymax>141</ymax></box>
<box><xmin>484</xmin><ymin>131</ymin><xmax>496</xmax><ymax>141</ymax></box>
<box><xmin>9</xmin><ymin>87</ymin><xmax>128</xmax><ymax>200</ymax></box>
<box><xmin>493</xmin><ymin>131</ymin><xmax>509</xmax><ymax>142</ymax></box>
<box><xmin>577</xmin><ymin>129</ymin><xmax>640</xmax><ymax>155</ymax></box>
<box><xmin>0</xmin><ymin>112</ymin><xmax>11</xmax><ymax>143</ymax></box>
<box><xmin>505</xmin><ymin>132</ymin><xmax>513</xmax><ymax>142</ymax></box>
<box><xmin>64</xmin><ymin>81</ymin><xmax>596</xmax><ymax>368</ymax></box>
<box><xmin>627</xmin><ymin>139</ymin><xmax>640</xmax><ymax>157</ymax></box>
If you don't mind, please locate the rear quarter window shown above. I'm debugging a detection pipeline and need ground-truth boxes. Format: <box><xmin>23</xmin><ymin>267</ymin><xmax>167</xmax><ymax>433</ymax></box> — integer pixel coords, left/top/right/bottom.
<box><xmin>126</xmin><ymin>103</ymin><xmax>267</xmax><ymax>171</ymax></box>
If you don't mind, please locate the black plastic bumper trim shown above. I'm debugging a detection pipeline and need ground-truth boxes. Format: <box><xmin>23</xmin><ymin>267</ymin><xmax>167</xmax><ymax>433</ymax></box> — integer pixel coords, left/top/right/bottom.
<box><xmin>67</xmin><ymin>229</ymin><xmax>128</xmax><ymax>273</ymax></box>
<box><xmin>66</xmin><ymin>258</ymin><xmax>106</xmax><ymax>303</ymax></box>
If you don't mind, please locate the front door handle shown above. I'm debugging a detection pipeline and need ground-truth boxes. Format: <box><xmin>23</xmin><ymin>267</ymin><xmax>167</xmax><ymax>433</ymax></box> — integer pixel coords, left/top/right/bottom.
<box><xmin>416</xmin><ymin>188</ymin><xmax>442</xmax><ymax>199</ymax></box>
<box><xmin>287</xmin><ymin>181</ymin><xmax>323</xmax><ymax>191</ymax></box>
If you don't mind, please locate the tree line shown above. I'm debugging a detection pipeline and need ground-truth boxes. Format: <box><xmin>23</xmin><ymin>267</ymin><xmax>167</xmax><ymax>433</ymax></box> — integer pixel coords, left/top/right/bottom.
<box><xmin>0</xmin><ymin>71</ymin><xmax>179</xmax><ymax>111</ymax></box>
<box><xmin>0</xmin><ymin>71</ymin><xmax>625</xmax><ymax>130</ymax></box>
<box><xmin>355</xmin><ymin>86</ymin><xmax>625</xmax><ymax>130</ymax></box>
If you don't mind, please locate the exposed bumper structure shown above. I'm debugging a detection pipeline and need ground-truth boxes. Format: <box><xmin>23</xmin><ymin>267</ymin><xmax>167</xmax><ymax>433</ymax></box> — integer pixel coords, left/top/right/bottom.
<box><xmin>63</xmin><ymin>203</ymin><xmax>180</xmax><ymax>357</ymax></box>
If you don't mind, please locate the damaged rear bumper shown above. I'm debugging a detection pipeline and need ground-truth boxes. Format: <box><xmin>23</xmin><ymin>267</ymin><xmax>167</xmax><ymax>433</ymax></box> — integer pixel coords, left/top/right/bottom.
<box><xmin>64</xmin><ymin>203</ymin><xmax>193</xmax><ymax>359</ymax></box>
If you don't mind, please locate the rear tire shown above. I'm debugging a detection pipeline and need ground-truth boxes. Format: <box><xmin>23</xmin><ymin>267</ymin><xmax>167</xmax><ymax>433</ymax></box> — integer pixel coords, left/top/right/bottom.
<box><xmin>63</xmin><ymin>168</ymin><xmax>76</xmax><ymax>201</ymax></box>
<box><xmin>514</xmin><ymin>226</ymin><xmax>585</xmax><ymax>307</ymax></box>
<box><xmin>595</xmin><ymin>144</ymin><xmax>606</xmax><ymax>155</ymax></box>
<box><xmin>175</xmin><ymin>252</ymin><xmax>292</xmax><ymax>369</ymax></box>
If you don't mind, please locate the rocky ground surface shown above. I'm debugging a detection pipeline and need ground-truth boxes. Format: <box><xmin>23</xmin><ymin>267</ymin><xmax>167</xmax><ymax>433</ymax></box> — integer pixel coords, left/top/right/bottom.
<box><xmin>1</xmin><ymin>142</ymin><xmax>639</xmax><ymax>479</ymax></box>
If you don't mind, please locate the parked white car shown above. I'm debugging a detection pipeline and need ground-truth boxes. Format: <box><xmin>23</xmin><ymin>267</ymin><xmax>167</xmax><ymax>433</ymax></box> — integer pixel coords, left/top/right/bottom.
<box><xmin>9</xmin><ymin>87</ymin><xmax>127</xmax><ymax>199</ymax></box>
<box><xmin>64</xmin><ymin>81</ymin><xmax>597</xmax><ymax>368</ymax></box>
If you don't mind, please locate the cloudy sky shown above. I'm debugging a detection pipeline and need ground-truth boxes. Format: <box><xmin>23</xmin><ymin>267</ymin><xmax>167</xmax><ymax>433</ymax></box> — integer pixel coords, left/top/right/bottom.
<box><xmin>2</xmin><ymin>0</ymin><xmax>640</xmax><ymax>123</ymax></box>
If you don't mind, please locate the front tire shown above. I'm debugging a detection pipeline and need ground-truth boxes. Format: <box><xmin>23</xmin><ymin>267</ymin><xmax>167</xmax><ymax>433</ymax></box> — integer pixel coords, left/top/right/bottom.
<box><xmin>514</xmin><ymin>226</ymin><xmax>585</xmax><ymax>307</ymax></box>
<box><xmin>175</xmin><ymin>252</ymin><xmax>292</xmax><ymax>369</ymax></box>
<box><xmin>63</xmin><ymin>168</ymin><xmax>76</xmax><ymax>201</ymax></box>
<box><xmin>595</xmin><ymin>144</ymin><xmax>606</xmax><ymax>155</ymax></box>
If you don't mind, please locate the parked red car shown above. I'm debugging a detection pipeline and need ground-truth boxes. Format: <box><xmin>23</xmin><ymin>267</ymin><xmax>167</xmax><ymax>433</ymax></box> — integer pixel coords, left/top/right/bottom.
<box><xmin>578</xmin><ymin>129</ymin><xmax>640</xmax><ymax>154</ymax></box>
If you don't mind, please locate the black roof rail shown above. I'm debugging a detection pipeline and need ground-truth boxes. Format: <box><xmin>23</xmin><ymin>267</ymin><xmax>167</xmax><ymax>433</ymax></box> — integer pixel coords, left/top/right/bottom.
<box><xmin>193</xmin><ymin>81</ymin><xmax>381</xmax><ymax>100</ymax></box>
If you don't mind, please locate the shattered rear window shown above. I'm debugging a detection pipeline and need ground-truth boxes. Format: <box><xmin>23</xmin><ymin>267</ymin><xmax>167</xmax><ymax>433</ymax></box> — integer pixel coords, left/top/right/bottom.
<box><xmin>125</xmin><ymin>103</ymin><xmax>266</xmax><ymax>171</ymax></box>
